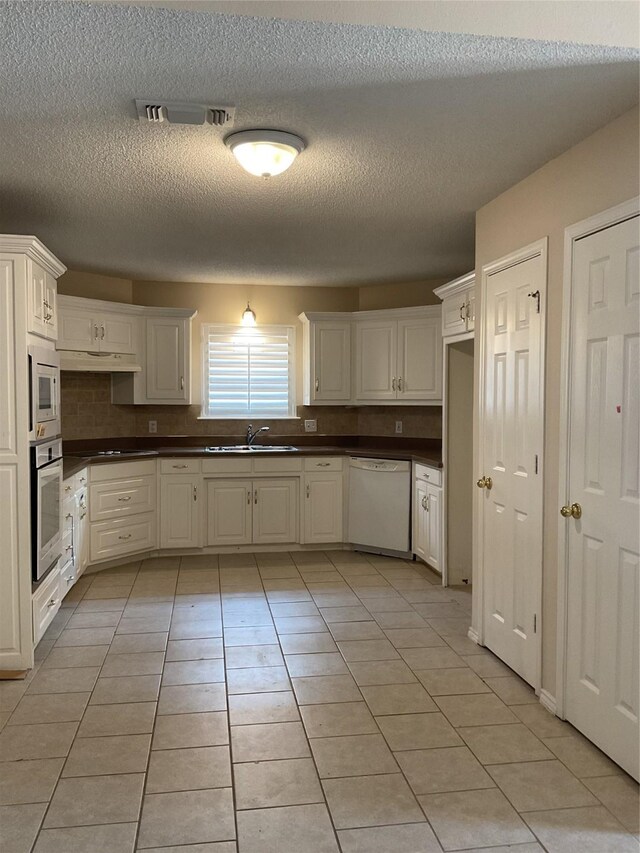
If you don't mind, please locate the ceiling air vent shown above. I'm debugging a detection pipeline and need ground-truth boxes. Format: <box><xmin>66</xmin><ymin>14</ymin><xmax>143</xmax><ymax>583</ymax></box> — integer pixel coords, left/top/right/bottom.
<box><xmin>135</xmin><ymin>99</ymin><xmax>235</xmax><ymax>128</ymax></box>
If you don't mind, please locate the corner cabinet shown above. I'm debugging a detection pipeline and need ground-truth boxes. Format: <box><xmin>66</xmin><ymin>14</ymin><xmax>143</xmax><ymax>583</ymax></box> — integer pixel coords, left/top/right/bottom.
<box><xmin>354</xmin><ymin>307</ymin><xmax>442</xmax><ymax>404</ymax></box>
<box><xmin>56</xmin><ymin>296</ymin><xmax>197</xmax><ymax>405</ymax></box>
<box><xmin>299</xmin><ymin>313</ymin><xmax>352</xmax><ymax>404</ymax></box>
<box><xmin>434</xmin><ymin>272</ymin><xmax>475</xmax><ymax>338</ymax></box>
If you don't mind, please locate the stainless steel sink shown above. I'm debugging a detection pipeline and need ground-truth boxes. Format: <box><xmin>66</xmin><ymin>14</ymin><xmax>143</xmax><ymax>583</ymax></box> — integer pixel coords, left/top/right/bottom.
<box><xmin>205</xmin><ymin>445</ymin><xmax>298</xmax><ymax>453</ymax></box>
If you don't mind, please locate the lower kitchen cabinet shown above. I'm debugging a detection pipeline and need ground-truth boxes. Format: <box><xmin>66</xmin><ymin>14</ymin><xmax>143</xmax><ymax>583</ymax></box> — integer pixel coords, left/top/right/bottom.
<box><xmin>160</xmin><ymin>474</ymin><xmax>201</xmax><ymax>549</ymax></box>
<box><xmin>413</xmin><ymin>467</ymin><xmax>443</xmax><ymax>573</ymax></box>
<box><xmin>206</xmin><ymin>478</ymin><xmax>298</xmax><ymax>546</ymax></box>
<box><xmin>33</xmin><ymin>565</ymin><xmax>62</xmax><ymax>644</ymax></box>
<box><xmin>303</xmin><ymin>472</ymin><xmax>343</xmax><ymax>544</ymax></box>
<box><xmin>90</xmin><ymin>513</ymin><xmax>156</xmax><ymax>563</ymax></box>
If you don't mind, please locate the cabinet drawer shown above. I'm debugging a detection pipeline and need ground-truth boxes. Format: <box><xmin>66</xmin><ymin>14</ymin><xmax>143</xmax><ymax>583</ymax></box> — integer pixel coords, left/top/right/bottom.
<box><xmin>202</xmin><ymin>458</ymin><xmax>253</xmax><ymax>475</ymax></box>
<box><xmin>253</xmin><ymin>457</ymin><xmax>303</xmax><ymax>474</ymax></box>
<box><xmin>60</xmin><ymin>559</ymin><xmax>77</xmax><ymax>597</ymax></box>
<box><xmin>415</xmin><ymin>464</ymin><xmax>442</xmax><ymax>486</ymax></box>
<box><xmin>160</xmin><ymin>458</ymin><xmax>201</xmax><ymax>475</ymax></box>
<box><xmin>90</xmin><ymin>459</ymin><xmax>156</xmax><ymax>482</ymax></box>
<box><xmin>90</xmin><ymin>475</ymin><xmax>156</xmax><ymax>521</ymax></box>
<box><xmin>90</xmin><ymin>513</ymin><xmax>156</xmax><ymax>563</ymax></box>
<box><xmin>33</xmin><ymin>565</ymin><xmax>62</xmax><ymax>644</ymax></box>
<box><xmin>303</xmin><ymin>456</ymin><xmax>343</xmax><ymax>472</ymax></box>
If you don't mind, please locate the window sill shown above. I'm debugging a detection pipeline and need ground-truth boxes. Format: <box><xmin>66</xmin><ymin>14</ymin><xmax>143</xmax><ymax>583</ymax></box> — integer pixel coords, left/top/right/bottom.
<box><xmin>197</xmin><ymin>415</ymin><xmax>301</xmax><ymax>421</ymax></box>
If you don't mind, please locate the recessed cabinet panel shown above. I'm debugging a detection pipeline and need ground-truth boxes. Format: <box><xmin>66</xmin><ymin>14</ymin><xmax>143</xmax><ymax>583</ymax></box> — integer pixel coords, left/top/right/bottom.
<box><xmin>90</xmin><ymin>513</ymin><xmax>156</xmax><ymax>562</ymax></box>
<box><xmin>90</xmin><ymin>475</ymin><xmax>156</xmax><ymax>522</ymax></box>
<box><xmin>355</xmin><ymin>320</ymin><xmax>397</xmax><ymax>401</ymax></box>
<box><xmin>397</xmin><ymin>317</ymin><xmax>442</xmax><ymax>400</ymax></box>
<box><xmin>100</xmin><ymin>313</ymin><xmax>135</xmax><ymax>354</ymax></box>
<box><xmin>146</xmin><ymin>318</ymin><xmax>187</xmax><ymax>401</ymax></box>
<box><xmin>160</xmin><ymin>475</ymin><xmax>201</xmax><ymax>549</ymax></box>
<box><xmin>253</xmin><ymin>479</ymin><xmax>298</xmax><ymax>544</ymax></box>
<box><xmin>57</xmin><ymin>310</ymin><xmax>99</xmax><ymax>352</ymax></box>
<box><xmin>304</xmin><ymin>473</ymin><xmax>343</xmax><ymax>544</ymax></box>
<box><xmin>314</xmin><ymin>322</ymin><xmax>351</xmax><ymax>401</ymax></box>
<box><xmin>425</xmin><ymin>483</ymin><xmax>442</xmax><ymax>572</ymax></box>
<box><xmin>207</xmin><ymin>479</ymin><xmax>252</xmax><ymax>546</ymax></box>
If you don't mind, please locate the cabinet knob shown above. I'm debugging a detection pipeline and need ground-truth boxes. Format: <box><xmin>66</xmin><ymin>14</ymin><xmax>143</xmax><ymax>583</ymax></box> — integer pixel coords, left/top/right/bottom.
<box><xmin>47</xmin><ymin>598</ymin><xmax>59</xmax><ymax>608</ymax></box>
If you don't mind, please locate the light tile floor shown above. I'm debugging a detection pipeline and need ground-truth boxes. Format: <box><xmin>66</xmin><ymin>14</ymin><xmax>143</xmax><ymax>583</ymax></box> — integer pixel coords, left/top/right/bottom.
<box><xmin>1</xmin><ymin>551</ymin><xmax>638</xmax><ymax>853</ymax></box>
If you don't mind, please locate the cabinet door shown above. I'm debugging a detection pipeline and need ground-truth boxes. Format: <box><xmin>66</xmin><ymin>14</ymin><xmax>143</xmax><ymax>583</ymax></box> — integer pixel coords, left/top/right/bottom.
<box><xmin>253</xmin><ymin>479</ymin><xmax>298</xmax><ymax>544</ymax></box>
<box><xmin>413</xmin><ymin>478</ymin><xmax>429</xmax><ymax>562</ymax></box>
<box><xmin>76</xmin><ymin>487</ymin><xmax>89</xmax><ymax>575</ymax></box>
<box><xmin>397</xmin><ymin>316</ymin><xmax>442</xmax><ymax>401</ymax></box>
<box><xmin>441</xmin><ymin>293</ymin><xmax>468</xmax><ymax>337</ymax></box>
<box><xmin>160</xmin><ymin>475</ymin><xmax>200</xmax><ymax>549</ymax></box>
<box><xmin>99</xmin><ymin>312</ymin><xmax>136</xmax><ymax>354</ymax></box>
<box><xmin>27</xmin><ymin>260</ymin><xmax>46</xmax><ymax>338</ymax></box>
<box><xmin>43</xmin><ymin>273</ymin><xmax>58</xmax><ymax>341</ymax></box>
<box><xmin>146</xmin><ymin>318</ymin><xmax>188</xmax><ymax>401</ymax></box>
<box><xmin>303</xmin><ymin>473</ymin><xmax>343</xmax><ymax>544</ymax></box>
<box><xmin>57</xmin><ymin>309</ymin><xmax>99</xmax><ymax>352</ymax></box>
<box><xmin>355</xmin><ymin>319</ymin><xmax>397</xmax><ymax>401</ymax></box>
<box><xmin>465</xmin><ymin>289</ymin><xmax>476</xmax><ymax>333</ymax></box>
<box><xmin>207</xmin><ymin>479</ymin><xmax>252</xmax><ymax>546</ymax></box>
<box><xmin>425</xmin><ymin>484</ymin><xmax>442</xmax><ymax>573</ymax></box>
<box><xmin>312</xmin><ymin>321</ymin><xmax>351</xmax><ymax>402</ymax></box>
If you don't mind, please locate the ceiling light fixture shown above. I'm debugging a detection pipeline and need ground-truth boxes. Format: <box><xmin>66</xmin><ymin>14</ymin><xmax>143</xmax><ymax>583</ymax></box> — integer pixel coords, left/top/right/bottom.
<box><xmin>241</xmin><ymin>302</ymin><xmax>256</xmax><ymax>326</ymax></box>
<box><xmin>225</xmin><ymin>130</ymin><xmax>305</xmax><ymax>178</ymax></box>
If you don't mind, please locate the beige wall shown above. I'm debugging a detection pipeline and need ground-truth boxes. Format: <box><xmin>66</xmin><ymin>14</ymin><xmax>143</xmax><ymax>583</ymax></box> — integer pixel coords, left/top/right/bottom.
<box><xmin>358</xmin><ymin>278</ymin><xmax>451</xmax><ymax>310</ymax></box>
<box><xmin>475</xmin><ymin>105</ymin><xmax>640</xmax><ymax>699</ymax></box>
<box><xmin>58</xmin><ymin>270</ymin><xmax>133</xmax><ymax>303</ymax></box>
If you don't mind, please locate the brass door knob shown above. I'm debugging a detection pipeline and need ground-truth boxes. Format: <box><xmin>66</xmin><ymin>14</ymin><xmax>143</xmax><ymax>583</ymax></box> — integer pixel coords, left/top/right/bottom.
<box><xmin>560</xmin><ymin>502</ymin><xmax>582</xmax><ymax>519</ymax></box>
<box><xmin>477</xmin><ymin>476</ymin><xmax>493</xmax><ymax>490</ymax></box>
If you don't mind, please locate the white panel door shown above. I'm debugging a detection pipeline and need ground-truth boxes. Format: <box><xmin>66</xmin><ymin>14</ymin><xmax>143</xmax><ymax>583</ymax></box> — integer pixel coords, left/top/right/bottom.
<box><xmin>565</xmin><ymin>214</ymin><xmax>639</xmax><ymax>780</ymax></box>
<box><xmin>160</xmin><ymin>476</ymin><xmax>201</xmax><ymax>549</ymax></box>
<box><xmin>146</xmin><ymin>318</ymin><xmax>187</xmax><ymax>401</ymax></box>
<box><xmin>303</xmin><ymin>473</ymin><xmax>343</xmax><ymax>544</ymax></box>
<box><xmin>57</xmin><ymin>309</ymin><xmax>98</xmax><ymax>352</ymax></box>
<box><xmin>100</xmin><ymin>313</ymin><xmax>135</xmax><ymax>354</ymax></box>
<box><xmin>425</xmin><ymin>484</ymin><xmax>443</xmax><ymax>573</ymax></box>
<box><xmin>355</xmin><ymin>319</ymin><xmax>397</xmax><ymax>401</ymax></box>
<box><xmin>253</xmin><ymin>479</ymin><xmax>298</xmax><ymax>544</ymax></box>
<box><xmin>413</xmin><ymin>477</ymin><xmax>428</xmax><ymax>563</ymax></box>
<box><xmin>312</xmin><ymin>321</ymin><xmax>351</xmax><ymax>402</ymax></box>
<box><xmin>480</xmin><ymin>248</ymin><xmax>545</xmax><ymax>687</ymax></box>
<box><xmin>207</xmin><ymin>479</ymin><xmax>252</xmax><ymax>546</ymax></box>
<box><xmin>397</xmin><ymin>317</ymin><xmax>442</xmax><ymax>400</ymax></box>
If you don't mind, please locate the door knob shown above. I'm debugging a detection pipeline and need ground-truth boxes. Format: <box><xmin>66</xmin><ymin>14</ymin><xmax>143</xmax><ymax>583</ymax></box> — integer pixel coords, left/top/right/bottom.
<box><xmin>477</xmin><ymin>476</ymin><xmax>493</xmax><ymax>490</ymax></box>
<box><xmin>560</xmin><ymin>502</ymin><xmax>582</xmax><ymax>519</ymax></box>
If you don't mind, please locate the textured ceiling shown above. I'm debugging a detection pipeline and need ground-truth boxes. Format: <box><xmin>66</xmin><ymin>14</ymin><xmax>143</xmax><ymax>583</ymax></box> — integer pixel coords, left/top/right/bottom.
<box><xmin>0</xmin><ymin>1</ymin><xmax>638</xmax><ymax>286</ymax></box>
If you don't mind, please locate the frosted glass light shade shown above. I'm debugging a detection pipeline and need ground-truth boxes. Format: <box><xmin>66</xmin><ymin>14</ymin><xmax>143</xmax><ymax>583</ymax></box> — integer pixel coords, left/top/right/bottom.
<box><xmin>225</xmin><ymin>130</ymin><xmax>305</xmax><ymax>178</ymax></box>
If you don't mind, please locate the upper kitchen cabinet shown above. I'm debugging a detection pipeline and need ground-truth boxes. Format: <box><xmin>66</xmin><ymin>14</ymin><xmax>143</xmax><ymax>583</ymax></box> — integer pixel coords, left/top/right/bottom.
<box><xmin>28</xmin><ymin>259</ymin><xmax>59</xmax><ymax>341</ymax></box>
<box><xmin>299</xmin><ymin>313</ymin><xmax>352</xmax><ymax>404</ymax></box>
<box><xmin>57</xmin><ymin>296</ymin><xmax>136</xmax><ymax>353</ymax></box>
<box><xmin>145</xmin><ymin>317</ymin><xmax>189</xmax><ymax>402</ymax></box>
<box><xmin>354</xmin><ymin>307</ymin><xmax>442</xmax><ymax>404</ymax></box>
<box><xmin>434</xmin><ymin>272</ymin><xmax>475</xmax><ymax>338</ymax></box>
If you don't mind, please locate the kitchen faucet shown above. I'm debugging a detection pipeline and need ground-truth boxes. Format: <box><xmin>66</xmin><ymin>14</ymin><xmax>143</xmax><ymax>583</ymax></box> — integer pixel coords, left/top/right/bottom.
<box><xmin>246</xmin><ymin>424</ymin><xmax>270</xmax><ymax>445</ymax></box>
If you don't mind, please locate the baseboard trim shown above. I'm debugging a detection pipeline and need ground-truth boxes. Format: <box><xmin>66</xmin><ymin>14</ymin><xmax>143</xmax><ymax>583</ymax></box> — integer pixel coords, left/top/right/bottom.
<box><xmin>467</xmin><ymin>627</ymin><xmax>481</xmax><ymax>645</ymax></box>
<box><xmin>539</xmin><ymin>689</ymin><xmax>557</xmax><ymax>715</ymax></box>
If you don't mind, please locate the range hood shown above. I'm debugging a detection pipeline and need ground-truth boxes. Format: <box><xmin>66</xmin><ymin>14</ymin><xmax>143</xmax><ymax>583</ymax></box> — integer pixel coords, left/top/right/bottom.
<box><xmin>59</xmin><ymin>350</ymin><xmax>142</xmax><ymax>373</ymax></box>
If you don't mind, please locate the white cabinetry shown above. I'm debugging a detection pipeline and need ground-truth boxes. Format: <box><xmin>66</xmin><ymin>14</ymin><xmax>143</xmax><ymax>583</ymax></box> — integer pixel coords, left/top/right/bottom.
<box><xmin>206</xmin><ymin>477</ymin><xmax>298</xmax><ymax>546</ymax></box>
<box><xmin>146</xmin><ymin>317</ymin><xmax>189</xmax><ymax>402</ymax></box>
<box><xmin>28</xmin><ymin>260</ymin><xmax>58</xmax><ymax>341</ymax></box>
<box><xmin>60</xmin><ymin>468</ymin><xmax>89</xmax><ymax>596</ymax></box>
<box><xmin>160</xmin><ymin>461</ymin><xmax>201</xmax><ymax>549</ymax></box>
<box><xmin>299</xmin><ymin>314</ymin><xmax>352</xmax><ymax>403</ymax></box>
<box><xmin>32</xmin><ymin>565</ymin><xmax>62</xmax><ymax>645</ymax></box>
<box><xmin>434</xmin><ymin>272</ymin><xmax>475</xmax><ymax>338</ymax></box>
<box><xmin>207</xmin><ymin>480</ymin><xmax>253</xmax><ymax>546</ymax></box>
<box><xmin>57</xmin><ymin>298</ymin><xmax>136</xmax><ymax>354</ymax></box>
<box><xmin>253</xmin><ymin>479</ymin><xmax>298</xmax><ymax>544</ymax></box>
<box><xmin>413</xmin><ymin>464</ymin><xmax>443</xmax><ymax>573</ymax></box>
<box><xmin>354</xmin><ymin>308</ymin><xmax>442</xmax><ymax>403</ymax></box>
<box><xmin>89</xmin><ymin>460</ymin><xmax>157</xmax><ymax>563</ymax></box>
<box><xmin>303</xmin><ymin>457</ymin><xmax>343</xmax><ymax>544</ymax></box>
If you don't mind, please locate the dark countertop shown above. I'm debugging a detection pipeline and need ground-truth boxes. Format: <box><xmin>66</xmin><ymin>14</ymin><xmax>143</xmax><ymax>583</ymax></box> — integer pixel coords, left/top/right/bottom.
<box><xmin>62</xmin><ymin>435</ymin><xmax>443</xmax><ymax>479</ymax></box>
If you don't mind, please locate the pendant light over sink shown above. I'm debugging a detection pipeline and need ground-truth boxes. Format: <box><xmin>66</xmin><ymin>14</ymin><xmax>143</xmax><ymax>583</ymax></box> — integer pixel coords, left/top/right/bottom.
<box><xmin>225</xmin><ymin>130</ymin><xmax>305</xmax><ymax>178</ymax></box>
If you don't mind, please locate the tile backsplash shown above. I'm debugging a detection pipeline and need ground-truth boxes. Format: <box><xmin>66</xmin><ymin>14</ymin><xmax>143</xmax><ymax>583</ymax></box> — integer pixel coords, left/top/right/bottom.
<box><xmin>60</xmin><ymin>373</ymin><xmax>442</xmax><ymax>441</ymax></box>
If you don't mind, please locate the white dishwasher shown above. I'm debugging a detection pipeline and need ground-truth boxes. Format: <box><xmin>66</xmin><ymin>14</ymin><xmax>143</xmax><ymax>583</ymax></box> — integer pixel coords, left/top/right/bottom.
<box><xmin>348</xmin><ymin>457</ymin><xmax>411</xmax><ymax>555</ymax></box>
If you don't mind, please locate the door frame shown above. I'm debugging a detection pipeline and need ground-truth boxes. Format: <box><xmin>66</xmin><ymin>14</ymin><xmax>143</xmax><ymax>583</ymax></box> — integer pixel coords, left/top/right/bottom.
<box><xmin>555</xmin><ymin>195</ymin><xmax>639</xmax><ymax>718</ymax></box>
<box><xmin>442</xmin><ymin>329</ymin><xmax>475</xmax><ymax>588</ymax></box>
<box><xmin>472</xmin><ymin>237</ymin><xmax>548</xmax><ymax>695</ymax></box>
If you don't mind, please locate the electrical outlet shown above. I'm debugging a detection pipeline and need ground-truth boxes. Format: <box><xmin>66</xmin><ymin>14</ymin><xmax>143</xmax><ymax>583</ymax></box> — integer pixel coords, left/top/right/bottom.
<box><xmin>148</xmin><ymin>420</ymin><xmax>157</xmax><ymax>434</ymax></box>
<box><xmin>304</xmin><ymin>419</ymin><xmax>317</xmax><ymax>433</ymax></box>
<box><xmin>395</xmin><ymin>420</ymin><xmax>403</xmax><ymax>434</ymax></box>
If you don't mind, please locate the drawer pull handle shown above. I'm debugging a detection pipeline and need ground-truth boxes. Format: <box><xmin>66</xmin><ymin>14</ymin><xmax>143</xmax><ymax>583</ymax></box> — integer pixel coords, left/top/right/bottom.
<box><xmin>47</xmin><ymin>598</ymin><xmax>59</xmax><ymax>608</ymax></box>
<box><xmin>117</xmin><ymin>496</ymin><xmax>132</xmax><ymax>502</ymax></box>
<box><xmin>65</xmin><ymin>545</ymin><xmax>73</xmax><ymax>553</ymax></box>
<box><xmin>193</xmin><ymin>485</ymin><xmax>197</xmax><ymax>501</ymax></box>
<box><xmin>306</xmin><ymin>484</ymin><xmax>310</xmax><ymax>499</ymax></box>
<box><xmin>254</xmin><ymin>489</ymin><xmax>258</xmax><ymax>505</ymax></box>
<box><xmin>316</xmin><ymin>462</ymin><xmax>331</xmax><ymax>467</ymax></box>
<box><xmin>180</xmin><ymin>376</ymin><xmax>185</xmax><ymax>390</ymax></box>
<box><xmin>65</xmin><ymin>513</ymin><xmax>73</xmax><ymax>520</ymax></box>
<box><xmin>80</xmin><ymin>512</ymin><xmax>87</xmax><ymax>520</ymax></box>
<box><xmin>79</xmin><ymin>477</ymin><xmax>86</xmax><ymax>483</ymax></box>
<box><xmin>118</xmin><ymin>533</ymin><xmax>132</xmax><ymax>540</ymax></box>
<box><xmin>247</xmin><ymin>490</ymin><xmax>251</xmax><ymax>505</ymax></box>
<box><xmin>315</xmin><ymin>378</ymin><xmax>319</xmax><ymax>392</ymax></box>
<box><xmin>65</xmin><ymin>485</ymin><xmax>72</xmax><ymax>492</ymax></box>
<box><xmin>172</xmin><ymin>464</ymin><xmax>188</xmax><ymax>469</ymax></box>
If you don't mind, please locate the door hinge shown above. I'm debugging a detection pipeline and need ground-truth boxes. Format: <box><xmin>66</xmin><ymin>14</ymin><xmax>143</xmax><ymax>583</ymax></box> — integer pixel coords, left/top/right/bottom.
<box><xmin>533</xmin><ymin>614</ymin><xmax>537</xmax><ymax>633</ymax></box>
<box><xmin>535</xmin><ymin>454</ymin><xmax>539</xmax><ymax>475</ymax></box>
